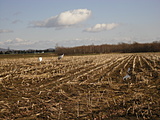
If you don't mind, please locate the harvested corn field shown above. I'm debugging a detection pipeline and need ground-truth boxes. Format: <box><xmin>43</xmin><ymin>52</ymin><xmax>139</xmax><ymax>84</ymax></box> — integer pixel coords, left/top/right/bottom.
<box><xmin>0</xmin><ymin>53</ymin><xmax>160</xmax><ymax>120</ymax></box>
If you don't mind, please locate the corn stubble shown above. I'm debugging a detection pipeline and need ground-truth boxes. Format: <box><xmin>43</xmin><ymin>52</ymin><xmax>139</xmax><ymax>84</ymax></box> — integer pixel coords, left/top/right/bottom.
<box><xmin>0</xmin><ymin>53</ymin><xmax>160</xmax><ymax>119</ymax></box>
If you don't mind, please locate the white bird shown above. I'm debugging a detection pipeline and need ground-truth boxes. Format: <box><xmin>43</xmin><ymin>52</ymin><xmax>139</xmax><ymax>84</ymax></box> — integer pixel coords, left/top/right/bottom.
<box><xmin>39</xmin><ymin>57</ymin><xmax>42</xmax><ymax>62</ymax></box>
<box><xmin>123</xmin><ymin>67</ymin><xmax>132</xmax><ymax>80</ymax></box>
<box><xmin>58</xmin><ymin>54</ymin><xmax>64</xmax><ymax>60</ymax></box>
<box><xmin>123</xmin><ymin>74</ymin><xmax>131</xmax><ymax>80</ymax></box>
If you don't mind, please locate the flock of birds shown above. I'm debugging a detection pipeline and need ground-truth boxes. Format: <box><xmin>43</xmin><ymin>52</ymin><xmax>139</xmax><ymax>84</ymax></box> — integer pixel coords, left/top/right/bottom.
<box><xmin>38</xmin><ymin>54</ymin><xmax>131</xmax><ymax>80</ymax></box>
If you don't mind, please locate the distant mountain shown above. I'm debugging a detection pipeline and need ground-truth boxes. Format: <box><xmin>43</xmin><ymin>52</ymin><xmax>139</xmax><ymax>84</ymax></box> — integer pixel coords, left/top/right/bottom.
<box><xmin>0</xmin><ymin>48</ymin><xmax>8</xmax><ymax>51</ymax></box>
<box><xmin>46</xmin><ymin>48</ymin><xmax>55</xmax><ymax>50</ymax></box>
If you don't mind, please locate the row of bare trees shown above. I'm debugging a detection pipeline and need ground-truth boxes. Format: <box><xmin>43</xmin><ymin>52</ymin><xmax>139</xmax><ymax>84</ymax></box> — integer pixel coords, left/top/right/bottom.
<box><xmin>55</xmin><ymin>41</ymin><xmax>160</xmax><ymax>55</ymax></box>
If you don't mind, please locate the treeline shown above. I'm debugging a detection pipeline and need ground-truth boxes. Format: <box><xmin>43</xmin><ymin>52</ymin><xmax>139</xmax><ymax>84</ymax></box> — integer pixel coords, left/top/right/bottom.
<box><xmin>0</xmin><ymin>48</ymin><xmax>55</xmax><ymax>54</ymax></box>
<box><xmin>55</xmin><ymin>41</ymin><xmax>160</xmax><ymax>55</ymax></box>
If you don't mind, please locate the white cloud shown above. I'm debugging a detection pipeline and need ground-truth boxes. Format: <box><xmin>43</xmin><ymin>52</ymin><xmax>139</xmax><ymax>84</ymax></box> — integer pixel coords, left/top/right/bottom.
<box><xmin>0</xmin><ymin>38</ymin><xmax>56</xmax><ymax>50</ymax></box>
<box><xmin>1</xmin><ymin>38</ymin><xmax>33</xmax><ymax>47</ymax></box>
<box><xmin>31</xmin><ymin>9</ymin><xmax>91</xmax><ymax>28</ymax></box>
<box><xmin>84</xmin><ymin>23</ymin><xmax>119</xmax><ymax>32</ymax></box>
<box><xmin>0</xmin><ymin>29</ymin><xmax>13</xmax><ymax>33</ymax></box>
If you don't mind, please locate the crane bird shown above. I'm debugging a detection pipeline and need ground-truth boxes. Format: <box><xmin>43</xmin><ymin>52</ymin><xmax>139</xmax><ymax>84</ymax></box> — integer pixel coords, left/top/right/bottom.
<box><xmin>123</xmin><ymin>74</ymin><xmax>131</xmax><ymax>80</ymax></box>
<box><xmin>39</xmin><ymin>57</ymin><xmax>42</xmax><ymax>62</ymax></box>
<box><xmin>123</xmin><ymin>68</ymin><xmax>132</xmax><ymax>80</ymax></box>
<box><xmin>58</xmin><ymin>54</ymin><xmax>64</xmax><ymax>60</ymax></box>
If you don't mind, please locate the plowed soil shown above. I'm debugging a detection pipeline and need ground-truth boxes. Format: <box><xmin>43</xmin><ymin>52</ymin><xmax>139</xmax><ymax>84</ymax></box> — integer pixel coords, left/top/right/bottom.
<box><xmin>0</xmin><ymin>53</ymin><xmax>160</xmax><ymax>120</ymax></box>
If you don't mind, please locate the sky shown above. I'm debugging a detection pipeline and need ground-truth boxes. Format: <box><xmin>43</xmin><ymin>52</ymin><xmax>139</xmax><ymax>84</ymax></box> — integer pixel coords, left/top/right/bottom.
<box><xmin>0</xmin><ymin>0</ymin><xmax>160</xmax><ymax>50</ymax></box>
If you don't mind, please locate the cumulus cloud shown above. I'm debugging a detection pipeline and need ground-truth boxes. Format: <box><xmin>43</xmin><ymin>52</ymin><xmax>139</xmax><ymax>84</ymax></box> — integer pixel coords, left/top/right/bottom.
<box><xmin>31</xmin><ymin>9</ymin><xmax>91</xmax><ymax>28</ymax></box>
<box><xmin>0</xmin><ymin>29</ymin><xmax>13</xmax><ymax>33</ymax></box>
<box><xmin>84</xmin><ymin>23</ymin><xmax>119</xmax><ymax>32</ymax></box>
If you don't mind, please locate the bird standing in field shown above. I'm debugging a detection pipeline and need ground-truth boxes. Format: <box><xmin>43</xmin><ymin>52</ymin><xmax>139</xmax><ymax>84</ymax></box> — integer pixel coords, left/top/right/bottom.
<box><xmin>39</xmin><ymin>57</ymin><xmax>42</xmax><ymax>62</ymax></box>
<box><xmin>58</xmin><ymin>54</ymin><xmax>64</xmax><ymax>60</ymax></box>
<box><xmin>123</xmin><ymin>74</ymin><xmax>131</xmax><ymax>80</ymax></box>
<box><xmin>123</xmin><ymin>67</ymin><xmax>132</xmax><ymax>80</ymax></box>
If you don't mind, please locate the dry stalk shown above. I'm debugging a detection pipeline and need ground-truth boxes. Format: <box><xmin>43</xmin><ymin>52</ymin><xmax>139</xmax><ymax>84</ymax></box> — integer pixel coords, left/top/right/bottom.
<box><xmin>106</xmin><ymin>99</ymin><xmax>110</xmax><ymax>107</ymax></box>
<box><xmin>58</xmin><ymin>104</ymin><xmax>63</xmax><ymax>120</ymax></box>
<box><xmin>123</xmin><ymin>55</ymin><xmax>134</xmax><ymax>69</ymax></box>
<box><xmin>77</xmin><ymin>100</ymin><xmax>80</xmax><ymax>118</ymax></box>
<box><xmin>0</xmin><ymin>78</ymin><xmax>4</xmax><ymax>87</ymax></box>
<box><xmin>108</xmin><ymin>77</ymin><xmax>113</xmax><ymax>85</ymax></box>
<box><xmin>95</xmin><ymin>90</ymin><xmax>104</xmax><ymax>104</ymax></box>
<box><xmin>132</xmin><ymin>101</ymin><xmax>136</xmax><ymax>114</ymax></box>
<box><xmin>126</xmin><ymin>107</ymin><xmax>131</xmax><ymax>115</ymax></box>
<box><xmin>136</xmin><ymin>112</ymin><xmax>139</xmax><ymax>120</ymax></box>
<box><xmin>123</xmin><ymin>99</ymin><xmax>126</xmax><ymax>106</ymax></box>
<box><xmin>86</xmin><ymin>91</ymin><xmax>93</xmax><ymax>109</ymax></box>
<box><xmin>38</xmin><ymin>91</ymin><xmax>45</xmax><ymax>95</ymax></box>
<box><xmin>113</xmin><ymin>98</ymin><xmax>117</xmax><ymax>105</ymax></box>
<box><xmin>142</xmin><ymin>56</ymin><xmax>155</xmax><ymax>70</ymax></box>
<box><xmin>132</xmin><ymin>55</ymin><xmax>137</xmax><ymax>73</ymax></box>
<box><xmin>148</xmin><ymin>104</ymin><xmax>152</xmax><ymax>116</ymax></box>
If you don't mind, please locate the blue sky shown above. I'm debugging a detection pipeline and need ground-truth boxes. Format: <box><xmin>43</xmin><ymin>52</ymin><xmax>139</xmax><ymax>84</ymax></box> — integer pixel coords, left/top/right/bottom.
<box><xmin>0</xmin><ymin>0</ymin><xmax>160</xmax><ymax>50</ymax></box>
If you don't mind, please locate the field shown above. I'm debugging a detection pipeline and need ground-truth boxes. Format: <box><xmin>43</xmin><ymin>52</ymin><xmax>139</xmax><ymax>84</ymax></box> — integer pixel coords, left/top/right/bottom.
<box><xmin>0</xmin><ymin>53</ymin><xmax>160</xmax><ymax>120</ymax></box>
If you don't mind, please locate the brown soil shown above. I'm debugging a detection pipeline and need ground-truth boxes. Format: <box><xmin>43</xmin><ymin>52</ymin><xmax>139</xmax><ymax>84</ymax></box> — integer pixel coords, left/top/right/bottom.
<box><xmin>0</xmin><ymin>53</ymin><xmax>160</xmax><ymax>120</ymax></box>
